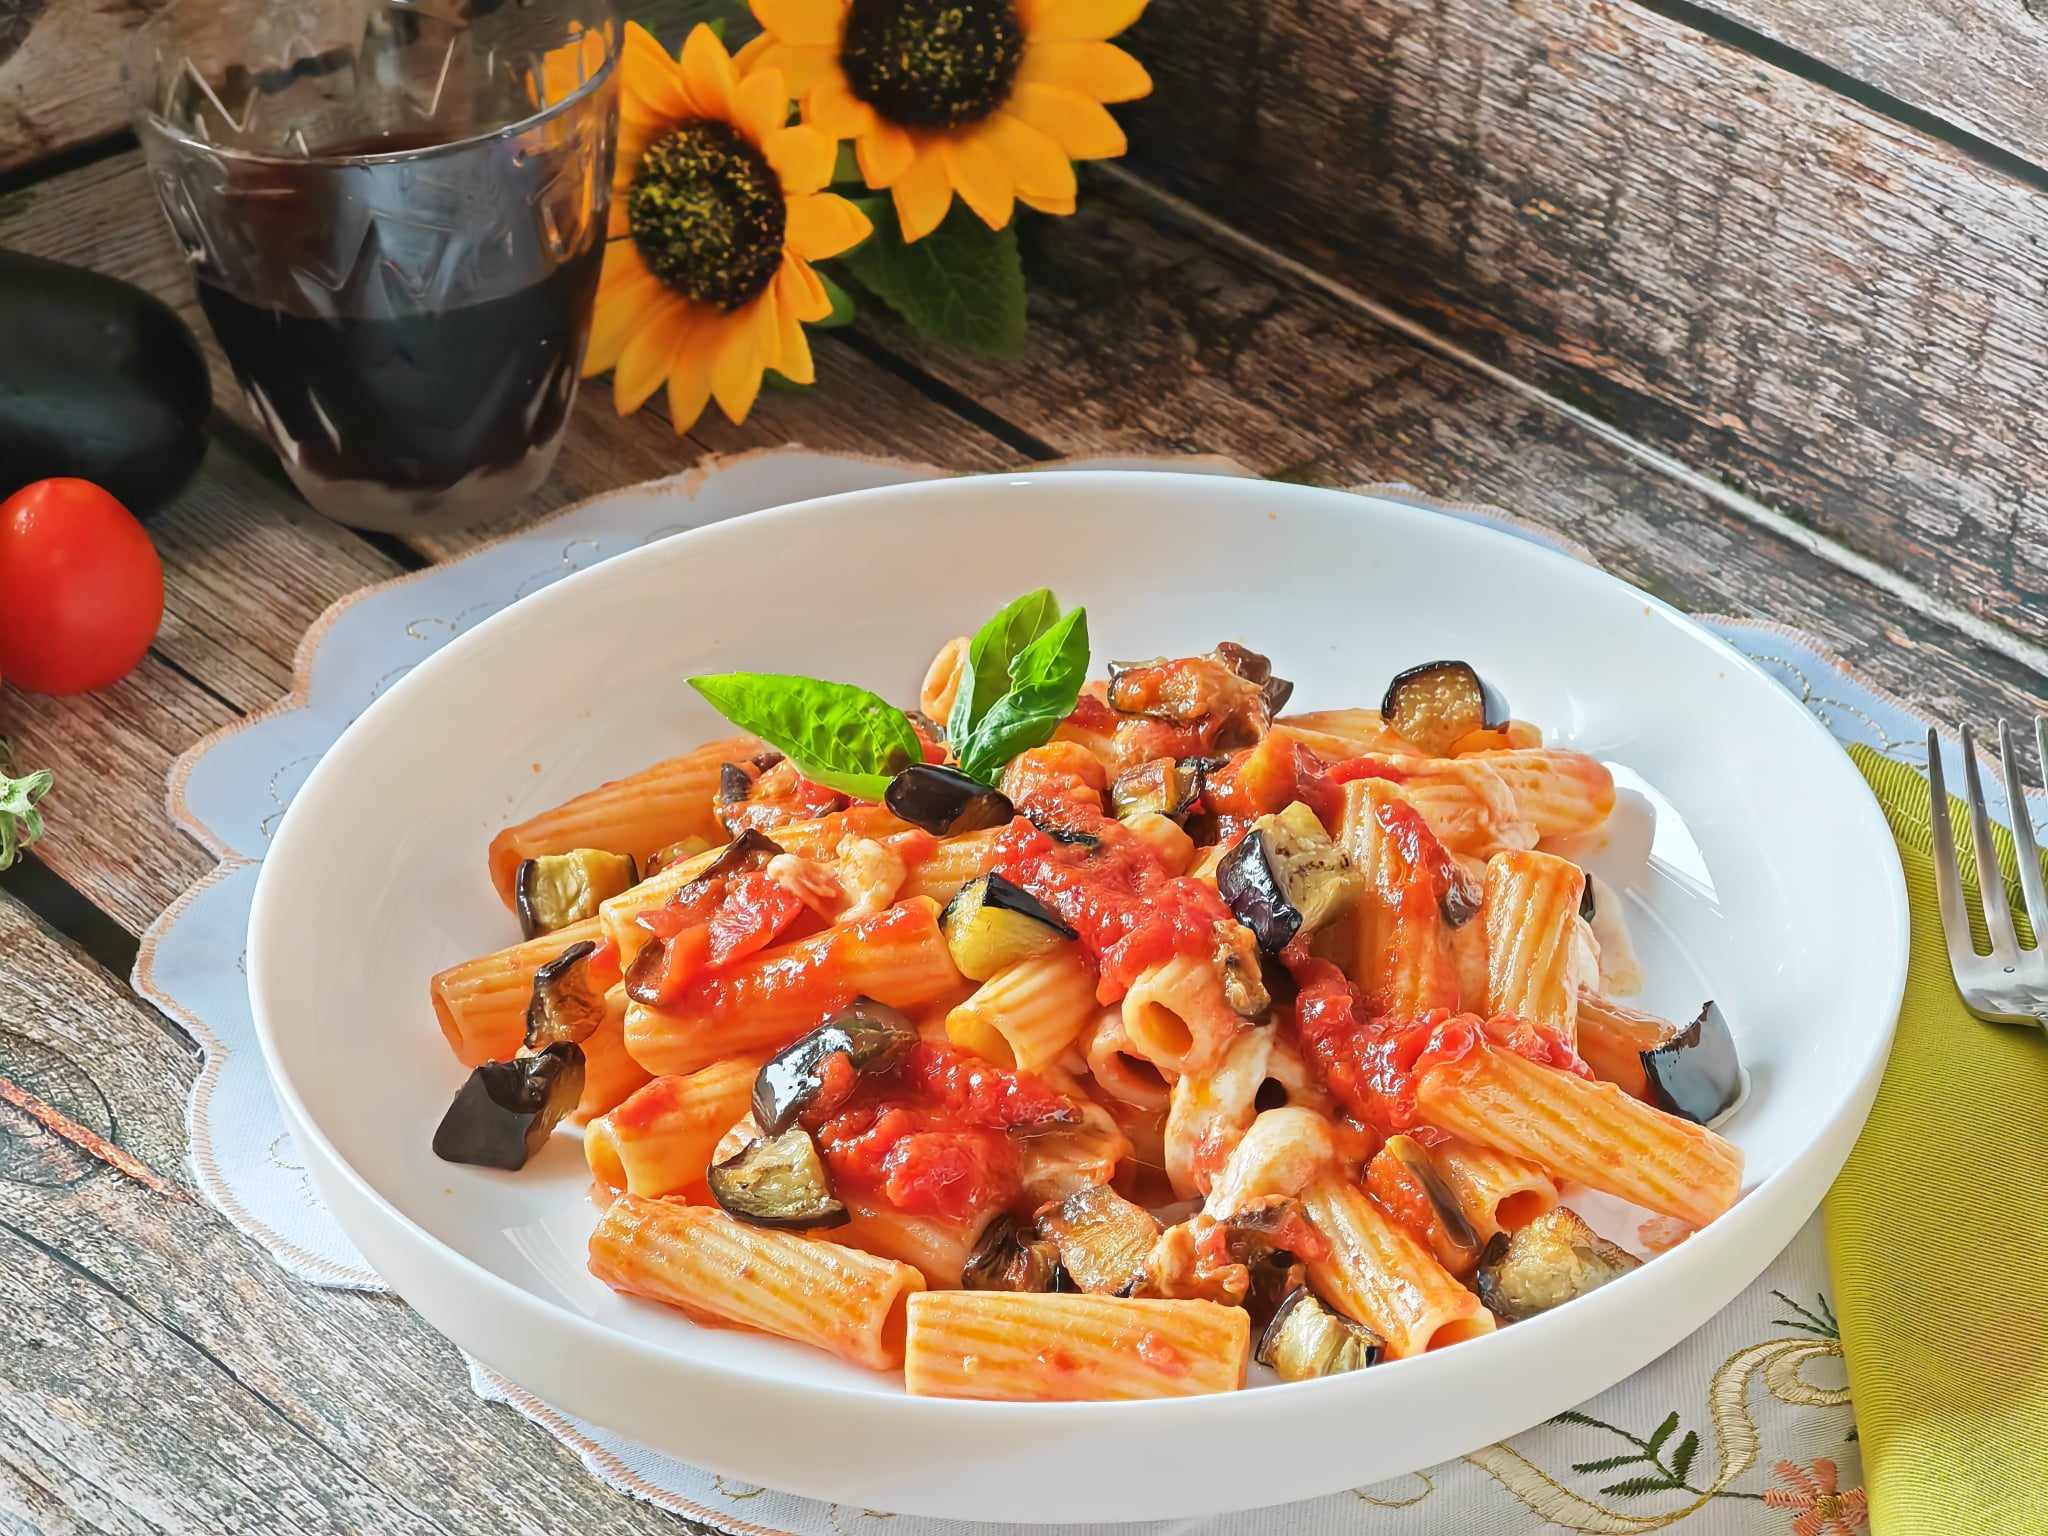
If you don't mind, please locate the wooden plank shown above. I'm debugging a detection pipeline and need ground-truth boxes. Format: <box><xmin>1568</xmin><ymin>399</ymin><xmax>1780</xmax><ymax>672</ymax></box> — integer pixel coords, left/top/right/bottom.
<box><xmin>1685</xmin><ymin>0</ymin><xmax>2048</xmax><ymax>169</ymax></box>
<box><xmin>0</xmin><ymin>0</ymin><xmax>144</xmax><ymax>176</ymax></box>
<box><xmin>864</xmin><ymin>185</ymin><xmax>2048</xmax><ymax>735</ymax></box>
<box><xmin>0</xmin><ymin>664</ymin><xmax>228</xmax><ymax>938</ymax></box>
<box><xmin>1120</xmin><ymin>0</ymin><xmax>2048</xmax><ymax>648</ymax></box>
<box><xmin>0</xmin><ymin>891</ymin><xmax>717</xmax><ymax>1536</ymax></box>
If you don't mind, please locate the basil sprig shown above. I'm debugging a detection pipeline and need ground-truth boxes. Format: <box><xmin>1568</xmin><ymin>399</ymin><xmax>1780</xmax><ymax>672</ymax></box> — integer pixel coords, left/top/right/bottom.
<box><xmin>686</xmin><ymin>591</ymin><xmax>1090</xmax><ymax>800</ymax></box>
<box><xmin>948</xmin><ymin>591</ymin><xmax>1089</xmax><ymax>784</ymax></box>
<box><xmin>687</xmin><ymin>674</ymin><xmax>922</xmax><ymax>802</ymax></box>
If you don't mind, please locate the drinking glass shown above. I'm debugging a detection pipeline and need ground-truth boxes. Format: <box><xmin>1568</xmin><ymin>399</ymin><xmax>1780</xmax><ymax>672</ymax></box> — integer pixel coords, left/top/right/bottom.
<box><xmin>128</xmin><ymin>0</ymin><xmax>619</xmax><ymax>533</ymax></box>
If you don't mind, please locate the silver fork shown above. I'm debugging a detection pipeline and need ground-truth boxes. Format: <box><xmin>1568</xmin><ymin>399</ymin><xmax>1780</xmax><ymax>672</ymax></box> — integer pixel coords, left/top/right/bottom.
<box><xmin>1927</xmin><ymin>720</ymin><xmax>2048</xmax><ymax>1030</ymax></box>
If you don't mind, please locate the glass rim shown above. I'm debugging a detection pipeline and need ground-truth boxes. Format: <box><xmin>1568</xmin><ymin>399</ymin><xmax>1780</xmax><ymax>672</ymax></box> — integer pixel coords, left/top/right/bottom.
<box><xmin>124</xmin><ymin>1</ymin><xmax>620</xmax><ymax>170</ymax></box>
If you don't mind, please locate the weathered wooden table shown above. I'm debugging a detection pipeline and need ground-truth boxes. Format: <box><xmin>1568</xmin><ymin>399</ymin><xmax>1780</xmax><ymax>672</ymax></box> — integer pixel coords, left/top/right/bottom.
<box><xmin>2</xmin><ymin>1</ymin><xmax>2044</xmax><ymax>1529</ymax></box>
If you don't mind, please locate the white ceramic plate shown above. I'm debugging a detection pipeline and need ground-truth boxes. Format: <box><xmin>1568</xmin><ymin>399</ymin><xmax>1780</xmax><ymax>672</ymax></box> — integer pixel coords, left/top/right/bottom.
<box><xmin>248</xmin><ymin>471</ymin><xmax>1906</xmax><ymax>1522</ymax></box>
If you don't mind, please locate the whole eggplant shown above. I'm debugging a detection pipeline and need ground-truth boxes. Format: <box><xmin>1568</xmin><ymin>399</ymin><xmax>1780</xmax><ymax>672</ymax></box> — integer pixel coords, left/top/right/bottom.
<box><xmin>0</xmin><ymin>250</ymin><xmax>211</xmax><ymax>515</ymax></box>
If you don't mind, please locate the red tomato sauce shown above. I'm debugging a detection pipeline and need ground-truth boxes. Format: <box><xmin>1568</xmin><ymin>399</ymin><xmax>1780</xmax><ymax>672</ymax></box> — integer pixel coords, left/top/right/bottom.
<box><xmin>1288</xmin><ymin>954</ymin><xmax>1588</xmax><ymax>1136</ymax></box>
<box><xmin>989</xmin><ymin>816</ymin><xmax>1236</xmax><ymax>1003</ymax></box>
<box><xmin>809</xmin><ymin>1041</ymin><xmax>1077</xmax><ymax>1221</ymax></box>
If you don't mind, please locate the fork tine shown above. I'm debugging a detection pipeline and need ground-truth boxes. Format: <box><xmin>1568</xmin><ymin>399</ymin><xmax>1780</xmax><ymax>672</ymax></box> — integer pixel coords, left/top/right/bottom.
<box><xmin>1960</xmin><ymin>724</ymin><xmax>2020</xmax><ymax>963</ymax></box>
<box><xmin>1998</xmin><ymin>719</ymin><xmax>2047</xmax><ymax>951</ymax></box>
<box><xmin>1927</xmin><ymin>728</ymin><xmax>1985</xmax><ymax>974</ymax></box>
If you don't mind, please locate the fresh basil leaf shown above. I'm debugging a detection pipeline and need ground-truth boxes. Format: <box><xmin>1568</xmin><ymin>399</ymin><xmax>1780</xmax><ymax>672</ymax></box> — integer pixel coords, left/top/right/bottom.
<box><xmin>0</xmin><ymin>738</ymin><xmax>52</xmax><ymax>871</ymax></box>
<box><xmin>947</xmin><ymin>587</ymin><xmax>1059</xmax><ymax>752</ymax></box>
<box><xmin>955</xmin><ymin>607</ymin><xmax>1090</xmax><ymax>783</ymax></box>
<box><xmin>688</xmin><ymin>673</ymin><xmax>920</xmax><ymax>802</ymax></box>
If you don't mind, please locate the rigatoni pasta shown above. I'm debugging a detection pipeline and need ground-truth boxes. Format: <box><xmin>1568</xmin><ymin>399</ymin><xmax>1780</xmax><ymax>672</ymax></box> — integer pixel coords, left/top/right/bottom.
<box><xmin>427</xmin><ymin>610</ymin><xmax>1747</xmax><ymax>1400</ymax></box>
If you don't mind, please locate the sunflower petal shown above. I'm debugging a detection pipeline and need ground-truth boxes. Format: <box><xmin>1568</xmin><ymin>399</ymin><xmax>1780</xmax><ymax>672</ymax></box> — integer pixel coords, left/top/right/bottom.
<box><xmin>985</xmin><ymin>112</ymin><xmax>1076</xmax><ymax>202</ymax></box>
<box><xmin>776</xmin><ymin>298</ymin><xmax>817</xmax><ymax>385</ymax></box>
<box><xmin>614</xmin><ymin>291</ymin><xmax>693</xmax><ymax>415</ymax></box>
<box><xmin>733</xmin><ymin>68</ymin><xmax>790</xmax><ymax>145</ymax></box>
<box><xmin>585</xmin><ymin>243</ymin><xmax>661</xmax><ymax>377</ymax></box>
<box><xmin>751</xmin><ymin>0</ymin><xmax>844</xmax><ymax>47</ymax></box>
<box><xmin>1017</xmin><ymin>188</ymin><xmax>1077</xmax><ymax>216</ymax></box>
<box><xmin>856</xmin><ymin>122</ymin><xmax>916</xmax><ymax>187</ymax></box>
<box><xmin>666</xmin><ymin>348</ymin><xmax>715</xmax><ymax>434</ymax></box>
<box><xmin>1025</xmin><ymin>0</ymin><xmax>1147</xmax><ymax>42</ymax></box>
<box><xmin>785</xmin><ymin>192</ymin><xmax>873</xmax><ymax>259</ymax></box>
<box><xmin>739</xmin><ymin>40</ymin><xmax>840</xmax><ymax>94</ymax></box>
<box><xmin>711</xmin><ymin>306</ymin><xmax>768</xmax><ymax>424</ymax></box>
<box><xmin>805</xmin><ymin>73</ymin><xmax>879</xmax><ymax>138</ymax></box>
<box><xmin>1007</xmin><ymin>81</ymin><xmax>1126</xmax><ymax>159</ymax></box>
<box><xmin>891</xmin><ymin>145</ymin><xmax>954</xmax><ymax>241</ymax></box>
<box><xmin>678</xmin><ymin>23</ymin><xmax>738</xmax><ymax>120</ymax></box>
<box><xmin>943</xmin><ymin>132</ymin><xmax>1015</xmax><ymax>230</ymax></box>
<box><xmin>764</xmin><ymin>124</ymin><xmax>837</xmax><ymax>194</ymax></box>
<box><xmin>1017</xmin><ymin>41</ymin><xmax>1151</xmax><ymax>102</ymax></box>
<box><xmin>779</xmin><ymin>253</ymin><xmax>832</xmax><ymax>322</ymax></box>
<box><xmin>620</xmin><ymin>21</ymin><xmax>693</xmax><ymax>120</ymax></box>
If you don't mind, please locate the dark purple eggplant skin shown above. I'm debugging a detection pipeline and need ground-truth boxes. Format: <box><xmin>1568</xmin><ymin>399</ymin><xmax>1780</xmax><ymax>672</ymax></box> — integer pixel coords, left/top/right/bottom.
<box><xmin>1641</xmin><ymin>1001</ymin><xmax>1743</xmax><ymax>1123</ymax></box>
<box><xmin>718</xmin><ymin>762</ymin><xmax>753</xmax><ymax>803</ymax></box>
<box><xmin>1217</xmin><ymin>827</ymin><xmax>1301</xmax><ymax>952</ymax></box>
<box><xmin>1213</xmin><ymin>641</ymin><xmax>1295</xmax><ymax>716</ymax></box>
<box><xmin>1381</xmin><ymin>660</ymin><xmax>1511</xmax><ymax>734</ymax></box>
<box><xmin>1579</xmin><ymin>872</ymin><xmax>1597</xmax><ymax>922</ymax></box>
<box><xmin>432</xmin><ymin>1043</ymin><xmax>585</xmax><ymax>1170</ymax></box>
<box><xmin>884</xmin><ymin>763</ymin><xmax>1014</xmax><ymax>836</ymax></box>
<box><xmin>0</xmin><ymin>250</ymin><xmax>211</xmax><ymax>517</ymax></box>
<box><xmin>751</xmin><ymin>997</ymin><xmax>918</xmax><ymax>1134</ymax></box>
<box><xmin>1440</xmin><ymin>865</ymin><xmax>1483</xmax><ymax>929</ymax></box>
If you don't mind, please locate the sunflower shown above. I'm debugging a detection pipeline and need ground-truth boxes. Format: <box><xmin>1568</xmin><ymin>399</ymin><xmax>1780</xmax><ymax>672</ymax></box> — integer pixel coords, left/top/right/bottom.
<box><xmin>737</xmin><ymin>0</ymin><xmax>1151</xmax><ymax>241</ymax></box>
<box><xmin>584</xmin><ymin>23</ymin><xmax>873</xmax><ymax>431</ymax></box>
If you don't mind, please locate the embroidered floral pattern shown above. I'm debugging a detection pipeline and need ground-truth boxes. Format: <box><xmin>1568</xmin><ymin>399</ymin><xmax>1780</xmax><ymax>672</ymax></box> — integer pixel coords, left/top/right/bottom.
<box><xmin>1762</xmin><ymin>1459</ymin><xmax>1868</xmax><ymax>1535</ymax></box>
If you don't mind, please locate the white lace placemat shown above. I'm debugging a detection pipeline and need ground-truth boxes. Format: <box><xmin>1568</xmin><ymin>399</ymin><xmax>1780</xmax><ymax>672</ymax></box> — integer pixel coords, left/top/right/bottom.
<box><xmin>135</xmin><ymin>448</ymin><xmax>2046</xmax><ymax>1534</ymax></box>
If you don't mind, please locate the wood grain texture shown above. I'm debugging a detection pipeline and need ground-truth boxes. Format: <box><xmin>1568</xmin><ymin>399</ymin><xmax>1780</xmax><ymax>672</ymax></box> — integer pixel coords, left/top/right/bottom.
<box><xmin>1689</xmin><ymin>0</ymin><xmax>2048</xmax><ymax>167</ymax></box>
<box><xmin>0</xmin><ymin>891</ymin><xmax>716</xmax><ymax>1536</ymax></box>
<box><xmin>879</xmin><ymin>186</ymin><xmax>2048</xmax><ymax>734</ymax></box>
<box><xmin>0</xmin><ymin>0</ymin><xmax>153</xmax><ymax>174</ymax></box>
<box><xmin>1120</xmin><ymin>0</ymin><xmax>2048</xmax><ymax>648</ymax></box>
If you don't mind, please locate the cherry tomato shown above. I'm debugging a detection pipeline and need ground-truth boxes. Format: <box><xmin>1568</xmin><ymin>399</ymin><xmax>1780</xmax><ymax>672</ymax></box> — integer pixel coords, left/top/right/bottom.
<box><xmin>0</xmin><ymin>479</ymin><xmax>163</xmax><ymax>695</ymax></box>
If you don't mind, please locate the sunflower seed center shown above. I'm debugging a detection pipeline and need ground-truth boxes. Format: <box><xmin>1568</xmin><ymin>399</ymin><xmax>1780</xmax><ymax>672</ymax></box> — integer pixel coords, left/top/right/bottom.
<box><xmin>840</xmin><ymin>0</ymin><xmax>1025</xmax><ymax>131</ymax></box>
<box><xmin>628</xmin><ymin>121</ymin><xmax>786</xmax><ymax>310</ymax></box>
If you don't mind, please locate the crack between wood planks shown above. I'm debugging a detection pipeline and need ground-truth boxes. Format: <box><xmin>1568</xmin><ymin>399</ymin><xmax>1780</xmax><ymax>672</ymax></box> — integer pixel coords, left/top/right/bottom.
<box><xmin>1099</xmin><ymin>164</ymin><xmax>2048</xmax><ymax>682</ymax></box>
<box><xmin>0</xmin><ymin>1217</ymin><xmax>442</xmax><ymax>1535</ymax></box>
<box><xmin>1626</xmin><ymin>0</ymin><xmax>2048</xmax><ymax>196</ymax></box>
<box><xmin>0</xmin><ymin>859</ymin><xmax>199</xmax><ymax>1061</ymax></box>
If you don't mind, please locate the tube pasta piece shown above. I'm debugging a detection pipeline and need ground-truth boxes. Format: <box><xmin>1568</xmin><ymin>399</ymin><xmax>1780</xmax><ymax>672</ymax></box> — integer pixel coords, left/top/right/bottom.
<box><xmin>901</xmin><ymin>827</ymin><xmax>1005</xmax><ymax>905</ymax></box>
<box><xmin>1119</xmin><ymin>952</ymin><xmax>1243</xmax><ymax>1077</ymax></box>
<box><xmin>1576</xmin><ymin>992</ymin><xmax>1677</xmax><ymax>1100</ymax></box>
<box><xmin>1482</xmin><ymin>849</ymin><xmax>1590</xmax><ymax>1042</ymax></box>
<box><xmin>1165</xmin><ymin>1028</ymin><xmax>1273</xmax><ymax>1200</ymax></box>
<box><xmin>1480</xmin><ymin>749</ymin><xmax>1616</xmax><ymax>840</ymax></box>
<box><xmin>1200</xmin><ymin>1106</ymin><xmax>1342</xmax><ymax>1220</ymax></box>
<box><xmin>1381</xmin><ymin>756</ymin><xmax>1534</xmax><ymax>858</ymax></box>
<box><xmin>836</xmin><ymin>1196</ymin><xmax>993</xmax><ymax>1288</ymax></box>
<box><xmin>487</xmin><ymin>736</ymin><xmax>759</xmax><ymax>908</ymax></box>
<box><xmin>431</xmin><ymin>916</ymin><xmax>604</xmax><ymax>1067</ymax></box>
<box><xmin>1274</xmin><ymin>709</ymin><xmax>1418</xmax><ymax>757</ymax></box>
<box><xmin>623</xmin><ymin>898</ymin><xmax>963</xmax><ymax>1077</ymax></box>
<box><xmin>585</xmin><ymin>1056</ymin><xmax>763</xmax><ymax>1195</ymax></box>
<box><xmin>1429</xmin><ymin>1137</ymin><xmax>1559</xmax><ymax>1242</ymax></box>
<box><xmin>573</xmin><ymin>986</ymin><xmax>654</xmax><ymax>1123</ymax></box>
<box><xmin>1083</xmin><ymin>1008</ymin><xmax>1175</xmax><ymax>1110</ymax></box>
<box><xmin>1335</xmin><ymin>779</ymin><xmax>1461</xmax><ymax>1016</ymax></box>
<box><xmin>903</xmin><ymin>1291</ymin><xmax>1250</xmax><ymax>1400</ymax></box>
<box><xmin>1119</xmin><ymin>810</ymin><xmax>1196</xmax><ymax>874</ymax></box>
<box><xmin>1415</xmin><ymin>1042</ymin><xmax>1743</xmax><ymax>1228</ymax></box>
<box><xmin>1259</xmin><ymin>1031</ymin><xmax>1333</xmax><ymax>1117</ymax></box>
<box><xmin>920</xmin><ymin>636</ymin><xmax>969</xmax><ymax>722</ymax></box>
<box><xmin>944</xmin><ymin>945</ymin><xmax>1098</xmax><ymax>1071</ymax></box>
<box><xmin>588</xmin><ymin>1195</ymin><xmax>923</xmax><ymax>1370</ymax></box>
<box><xmin>1300</xmin><ymin>1174</ymin><xmax>1496</xmax><ymax>1359</ymax></box>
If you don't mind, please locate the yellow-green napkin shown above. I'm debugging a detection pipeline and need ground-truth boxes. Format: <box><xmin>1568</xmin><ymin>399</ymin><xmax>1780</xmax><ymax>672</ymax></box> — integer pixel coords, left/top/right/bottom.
<box><xmin>1825</xmin><ymin>746</ymin><xmax>2048</xmax><ymax>1533</ymax></box>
